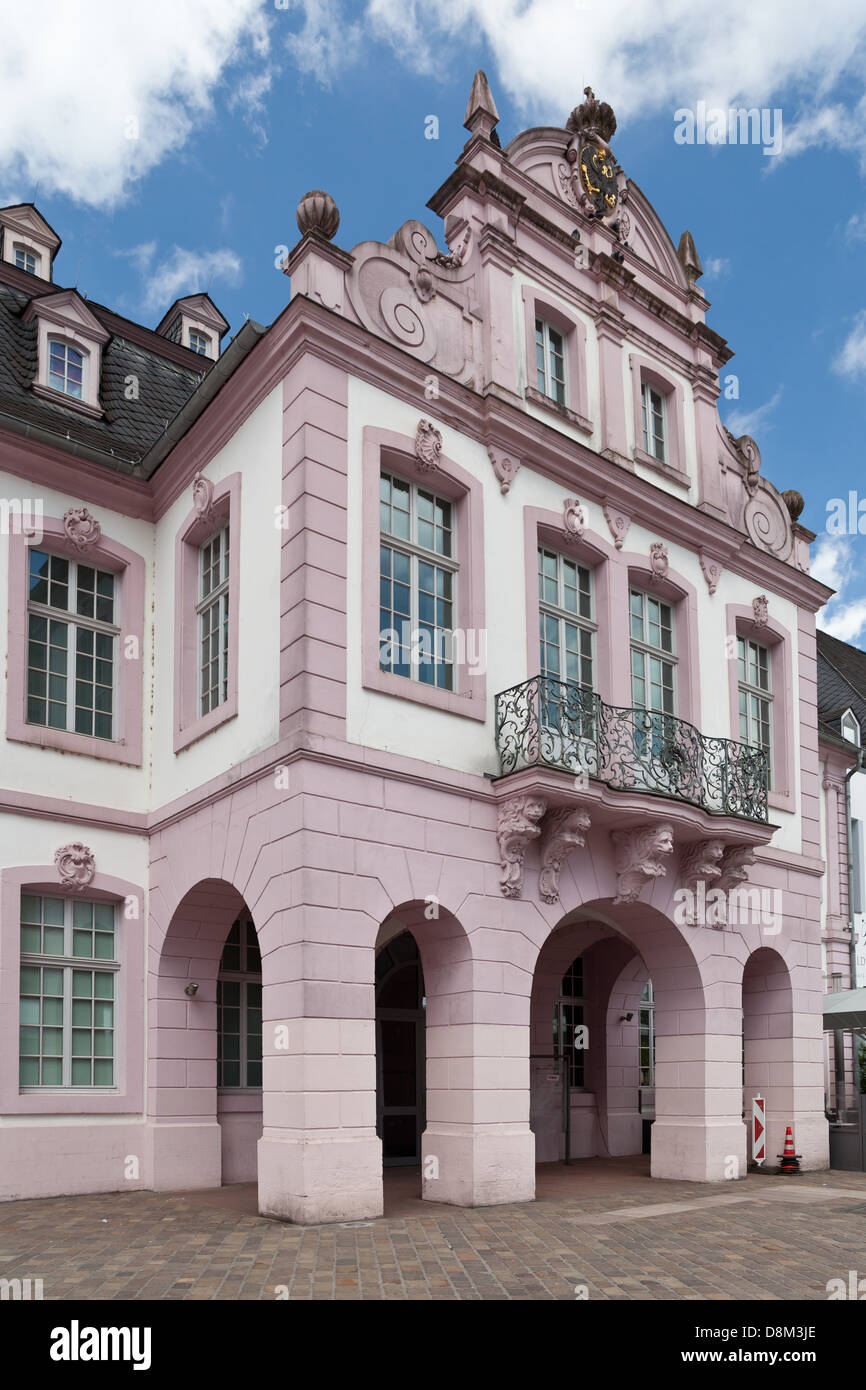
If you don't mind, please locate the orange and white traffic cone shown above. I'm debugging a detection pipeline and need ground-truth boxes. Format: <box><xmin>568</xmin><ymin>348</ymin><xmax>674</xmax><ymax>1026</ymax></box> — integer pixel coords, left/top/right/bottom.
<box><xmin>777</xmin><ymin>1125</ymin><xmax>802</xmax><ymax>1174</ymax></box>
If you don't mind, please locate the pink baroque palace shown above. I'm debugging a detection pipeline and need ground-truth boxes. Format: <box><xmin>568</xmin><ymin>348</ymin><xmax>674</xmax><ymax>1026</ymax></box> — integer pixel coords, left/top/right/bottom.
<box><xmin>0</xmin><ymin>78</ymin><xmax>835</xmax><ymax>1222</ymax></box>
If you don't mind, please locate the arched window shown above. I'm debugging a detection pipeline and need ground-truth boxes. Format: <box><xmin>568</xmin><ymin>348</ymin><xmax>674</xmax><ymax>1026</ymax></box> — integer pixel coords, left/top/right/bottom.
<box><xmin>14</xmin><ymin>243</ymin><xmax>40</xmax><ymax>275</ymax></box>
<box><xmin>217</xmin><ymin>917</ymin><xmax>262</xmax><ymax>1089</ymax></box>
<box><xmin>554</xmin><ymin>955</ymin><xmax>585</xmax><ymax>1087</ymax></box>
<box><xmin>47</xmin><ymin>338</ymin><xmax>85</xmax><ymax>399</ymax></box>
<box><xmin>189</xmin><ymin>329</ymin><xmax>211</xmax><ymax>356</ymax></box>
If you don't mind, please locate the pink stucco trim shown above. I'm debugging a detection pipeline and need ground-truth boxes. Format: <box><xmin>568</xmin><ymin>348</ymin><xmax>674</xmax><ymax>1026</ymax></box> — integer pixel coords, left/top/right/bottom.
<box><xmin>629</xmin><ymin>354</ymin><xmax>690</xmax><ymax>489</ymax></box>
<box><xmin>725</xmin><ymin>603</ymin><xmax>794</xmax><ymax>813</ymax></box>
<box><xmin>521</xmin><ymin>285</ymin><xmax>592</xmax><ymax>433</ymax></box>
<box><xmin>0</xmin><ymin>865</ymin><xmax>145</xmax><ymax>1115</ymax></box>
<box><xmin>522</xmin><ymin>507</ymin><xmax>618</xmax><ymax>703</ymax></box>
<box><xmin>362</xmin><ymin>425</ymin><xmax>487</xmax><ymax>720</ymax></box>
<box><xmin>173</xmin><ymin>472</ymin><xmax>241</xmax><ymax>753</ymax></box>
<box><xmin>6</xmin><ymin>516</ymin><xmax>145</xmax><ymax>765</ymax></box>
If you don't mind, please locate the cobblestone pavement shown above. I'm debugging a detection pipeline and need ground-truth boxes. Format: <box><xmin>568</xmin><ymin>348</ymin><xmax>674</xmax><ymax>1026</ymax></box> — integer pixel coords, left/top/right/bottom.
<box><xmin>2</xmin><ymin>1162</ymin><xmax>866</xmax><ymax>1301</ymax></box>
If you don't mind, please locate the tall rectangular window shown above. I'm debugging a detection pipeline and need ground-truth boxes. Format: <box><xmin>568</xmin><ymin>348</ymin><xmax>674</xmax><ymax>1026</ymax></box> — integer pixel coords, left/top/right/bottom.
<box><xmin>629</xmin><ymin>589</ymin><xmax>675</xmax><ymax>715</ymax></box>
<box><xmin>737</xmin><ymin>636</ymin><xmax>772</xmax><ymax>777</ymax></box>
<box><xmin>535</xmin><ymin>318</ymin><xmax>566</xmax><ymax>405</ymax></box>
<box><xmin>27</xmin><ymin>549</ymin><xmax>118</xmax><ymax>739</ymax></box>
<box><xmin>19</xmin><ymin>894</ymin><xmax>116</xmax><ymax>1088</ymax></box>
<box><xmin>555</xmin><ymin>957</ymin><xmax>585</xmax><ymax>1088</ymax></box>
<box><xmin>641</xmin><ymin>381</ymin><xmax>666</xmax><ymax>461</ymax></box>
<box><xmin>538</xmin><ymin>545</ymin><xmax>595</xmax><ymax>739</ymax></box>
<box><xmin>217</xmin><ymin>918</ymin><xmax>262</xmax><ymax>1089</ymax></box>
<box><xmin>379</xmin><ymin>471</ymin><xmax>456</xmax><ymax>690</ymax></box>
<box><xmin>639</xmin><ymin>981</ymin><xmax>655</xmax><ymax>1087</ymax></box>
<box><xmin>198</xmin><ymin>525</ymin><xmax>230</xmax><ymax>717</ymax></box>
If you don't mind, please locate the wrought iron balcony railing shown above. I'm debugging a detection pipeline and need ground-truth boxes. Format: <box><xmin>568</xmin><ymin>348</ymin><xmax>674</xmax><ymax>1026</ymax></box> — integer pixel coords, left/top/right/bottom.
<box><xmin>495</xmin><ymin>676</ymin><xmax>769</xmax><ymax>823</ymax></box>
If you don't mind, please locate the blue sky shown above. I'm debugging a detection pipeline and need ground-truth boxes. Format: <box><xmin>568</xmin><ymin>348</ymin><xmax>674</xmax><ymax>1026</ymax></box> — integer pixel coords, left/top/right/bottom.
<box><xmin>3</xmin><ymin>0</ymin><xmax>866</xmax><ymax>638</ymax></box>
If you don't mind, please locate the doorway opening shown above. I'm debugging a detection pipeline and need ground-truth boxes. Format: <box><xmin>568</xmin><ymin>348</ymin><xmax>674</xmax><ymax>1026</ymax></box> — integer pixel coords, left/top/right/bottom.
<box><xmin>376</xmin><ymin>931</ymin><xmax>426</xmax><ymax>1166</ymax></box>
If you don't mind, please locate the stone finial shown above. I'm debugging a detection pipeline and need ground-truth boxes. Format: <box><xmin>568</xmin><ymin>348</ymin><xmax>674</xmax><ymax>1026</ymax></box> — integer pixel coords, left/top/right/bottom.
<box><xmin>538</xmin><ymin>806</ymin><xmax>591</xmax><ymax>904</ymax></box>
<box><xmin>677</xmin><ymin>230</ymin><xmax>703</xmax><ymax>284</ymax></box>
<box><xmin>296</xmin><ymin>190</ymin><xmax>340</xmax><ymax>241</ymax></box>
<box><xmin>497</xmin><ymin>795</ymin><xmax>547</xmax><ymax>898</ymax></box>
<box><xmin>55</xmin><ymin>842</ymin><xmax>95</xmax><ymax>892</ymax></box>
<box><xmin>611</xmin><ymin>823</ymin><xmax>674</xmax><ymax>904</ymax></box>
<box><xmin>464</xmin><ymin>69</ymin><xmax>500</xmax><ymax>139</ymax></box>
<box><xmin>782</xmin><ymin>489</ymin><xmax>805</xmax><ymax>522</ymax></box>
<box><xmin>566</xmin><ymin>87</ymin><xmax>617</xmax><ymax>144</ymax></box>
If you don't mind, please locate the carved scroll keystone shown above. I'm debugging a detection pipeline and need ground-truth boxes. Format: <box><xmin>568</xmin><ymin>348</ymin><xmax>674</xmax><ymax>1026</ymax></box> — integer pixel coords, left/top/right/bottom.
<box><xmin>611</xmin><ymin>822</ymin><xmax>674</xmax><ymax>904</ymax></box>
<box><xmin>55</xmin><ymin>842</ymin><xmax>95</xmax><ymax>892</ymax></box>
<box><xmin>699</xmin><ymin>550</ymin><xmax>722</xmax><ymax>596</ymax></box>
<box><xmin>603</xmin><ymin>502</ymin><xmax>630</xmax><ymax>550</ymax></box>
<box><xmin>649</xmin><ymin>541</ymin><xmax>669</xmax><ymax>582</ymax></box>
<box><xmin>562</xmin><ymin>497</ymin><xmax>586</xmax><ymax>545</ymax></box>
<box><xmin>488</xmin><ymin>445</ymin><xmax>520</xmax><ymax>496</ymax></box>
<box><xmin>192</xmin><ymin>471</ymin><xmax>215</xmax><ymax>523</ymax></box>
<box><xmin>62</xmin><ymin>507</ymin><xmax>102</xmax><ymax>552</ymax></box>
<box><xmin>497</xmin><ymin>795</ymin><xmax>547</xmax><ymax>898</ymax></box>
<box><xmin>538</xmin><ymin>805</ymin><xmax>591</xmax><ymax>904</ymax></box>
<box><xmin>752</xmin><ymin>594</ymin><xmax>769</xmax><ymax>628</ymax></box>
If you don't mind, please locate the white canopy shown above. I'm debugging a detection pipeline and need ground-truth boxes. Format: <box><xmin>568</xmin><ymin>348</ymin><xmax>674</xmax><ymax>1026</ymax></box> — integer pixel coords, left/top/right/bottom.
<box><xmin>823</xmin><ymin>988</ymin><xmax>866</xmax><ymax>1032</ymax></box>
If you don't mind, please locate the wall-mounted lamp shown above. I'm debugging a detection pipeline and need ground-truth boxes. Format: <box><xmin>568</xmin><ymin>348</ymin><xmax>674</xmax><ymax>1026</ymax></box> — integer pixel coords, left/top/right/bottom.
<box><xmin>619</xmin><ymin>1011</ymin><xmax>634</xmax><ymax>1022</ymax></box>
<box><xmin>184</xmin><ymin>982</ymin><xmax>199</xmax><ymax>997</ymax></box>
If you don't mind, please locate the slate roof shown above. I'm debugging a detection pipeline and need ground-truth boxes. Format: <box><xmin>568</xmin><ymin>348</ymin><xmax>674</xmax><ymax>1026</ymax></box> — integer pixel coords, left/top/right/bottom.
<box><xmin>0</xmin><ymin>274</ymin><xmax>208</xmax><ymax>466</ymax></box>
<box><xmin>816</xmin><ymin>629</ymin><xmax>866</xmax><ymax>749</ymax></box>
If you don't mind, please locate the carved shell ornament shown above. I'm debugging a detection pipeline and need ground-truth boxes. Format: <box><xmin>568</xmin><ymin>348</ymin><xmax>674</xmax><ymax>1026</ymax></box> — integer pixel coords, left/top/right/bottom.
<box><xmin>62</xmin><ymin>506</ymin><xmax>101</xmax><ymax>551</ymax></box>
<box><xmin>55</xmin><ymin>842</ymin><xmax>95</xmax><ymax>891</ymax></box>
<box><xmin>562</xmin><ymin>497</ymin><xmax>586</xmax><ymax>544</ymax></box>
<box><xmin>192</xmin><ymin>471</ymin><xmax>215</xmax><ymax>521</ymax></box>
<box><xmin>414</xmin><ymin>419</ymin><xmax>442</xmax><ymax>472</ymax></box>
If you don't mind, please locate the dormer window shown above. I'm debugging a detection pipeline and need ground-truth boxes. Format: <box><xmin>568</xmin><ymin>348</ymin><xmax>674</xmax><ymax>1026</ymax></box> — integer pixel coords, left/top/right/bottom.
<box><xmin>188</xmin><ymin>329</ymin><xmax>211</xmax><ymax>357</ymax></box>
<box><xmin>536</xmin><ymin>318</ymin><xmax>566</xmax><ymax>405</ymax></box>
<box><xmin>641</xmin><ymin>381</ymin><xmax>666</xmax><ymax>461</ymax></box>
<box><xmin>14</xmin><ymin>244</ymin><xmax>40</xmax><ymax>275</ymax></box>
<box><xmin>48</xmin><ymin>339</ymin><xmax>85</xmax><ymax>399</ymax></box>
<box><xmin>841</xmin><ymin>708</ymin><xmax>861</xmax><ymax>746</ymax></box>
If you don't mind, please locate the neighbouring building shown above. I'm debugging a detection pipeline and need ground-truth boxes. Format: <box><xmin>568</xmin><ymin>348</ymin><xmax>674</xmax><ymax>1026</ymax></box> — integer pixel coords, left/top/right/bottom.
<box><xmin>0</xmin><ymin>78</ymin><xmax>836</xmax><ymax>1221</ymax></box>
<box><xmin>816</xmin><ymin>629</ymin><xmax>865</xmax><ymax>1123</ymax></box>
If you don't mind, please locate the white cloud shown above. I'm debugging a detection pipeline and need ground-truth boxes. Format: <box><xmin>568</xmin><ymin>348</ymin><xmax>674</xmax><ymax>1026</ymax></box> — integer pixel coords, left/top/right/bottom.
<box><xmin>116</xmin><ymin>243</ymin><xmax>243</xmax><ymax>314</ymax></box>
<box><xmin>0</xmin><ymin>0</ymin><xmax>269</xmax><ymax>208</ymax></box>
<box><xmin>846</xmin><ymin>211</ymin><xmax>866</xmax><ymax>241</ymax></box>
<box><xmin>703</xmin><ymin>256</ymin><xmax>731</xmax><ymax>278</ymax></box>
<box><xmin>814</xmin><ymin>534</ymin><xmax>866</xmax><ymax>644</ymax></box>
<box><xmin>283</xmin><ymin>0</ymin><xmax>364</xmax><ymax>86</ymax></box>
<box><xmin>724</xmin><ymin>387</ymin><xmax>783</xmax><ymax>439</ymax></box>
<box><xmin>833</xmin><ymin>311</ymin><xmax>866</xmax><ymax>379</ymax></box>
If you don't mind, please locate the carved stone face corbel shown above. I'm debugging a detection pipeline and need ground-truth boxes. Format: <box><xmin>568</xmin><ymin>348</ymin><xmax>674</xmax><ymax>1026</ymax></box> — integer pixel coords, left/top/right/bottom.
<box><xmin>678</xmin><ymin>837</ymin><xmax>726</xmax><ymax>924</ymax></box>
<box><xmin>611</xmin><ymin>822</ymin><xmax>674</xmax><ymax>903</ymax></box>
<box><xmin>497</xmin><ymin>795</ymin><xmax>547</xmax><ymax>898</ymax></box>
<box><xmin>538</xmin><ymin>805</ymin><xmax>591</xmax><ymax>904</ymax></box>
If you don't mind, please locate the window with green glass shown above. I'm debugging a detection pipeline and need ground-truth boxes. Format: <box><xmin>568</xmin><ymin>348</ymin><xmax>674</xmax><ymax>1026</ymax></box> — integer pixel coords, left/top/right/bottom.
<box><xmin>217</xmin><ymin>917</ymin><xmax>262</xmax><ymax>1089</ymax></box>
<box><xmin>19</xmin><ymin>893</ymin><xmax>116</xmax><ymax>1088</ymax></box>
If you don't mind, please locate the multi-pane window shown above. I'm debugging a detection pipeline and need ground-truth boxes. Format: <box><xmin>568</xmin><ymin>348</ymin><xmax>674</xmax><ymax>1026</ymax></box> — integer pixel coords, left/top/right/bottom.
<box><xmin>48</xmin><ymin>339</ymin><xmax>84</xmax><ymax>399</ymax></box>
<box><xmin>217</xmin><ymin>918</ymin><xmax>262</xmax><ymax>1089</ymax></box>
<box><xmin>535</xmin><ymin>318</ymin><xmax>566</xmax><ymax>405</ymax></box>
<box><xmin>198</xmin><ymin>525</ymin><xmax>230</xmax><ymax>717</ymax></box>
<box><xmin>15</xmin><ymin>244</ymin><xmax>38</xmax><ymax>274</ymax></box>
<box><xmin>19</xmin><ymin>894</ymin><xmax>116</xmax><ymax>1088</ymax></box>
<box><xmin>639</xmin><ymin>981</ymin><xmax>655</xmax><ymax>1087</ymax></box>
<box><xmin>629</xmin><ymin>589</ymin><xmax>675</xmax><ymax>715</ymax></box>
<box><xmin>27</xmin><ymin>549</ymin><xmax>118</xmax><ymax>739</ymax></box>
<box><xmin>379</xmin><ymin>471</ymin><xmax>456</xmax><ymax>690</ymax></box>
<box><xmin>738</xmin><ymin>636</ymin><xmax>772</xmax><ymax>776</ymax></box>
<box><xmin>538</xmin><ymin>546</ymin><xmax>595</xmax><ymax>736</ymax></box>
<box><xmin>641</xmin><ymin>381</ymin><xmax>665</xmax><ymax>461</ymax></box>
<box><xmin>554</xmin><ymin>956</ymin><xmax>585</xmax><ymax>1088</ymax></box>
<box><xmin>189</xmin><ymin>330</ymin><xmax>210</xmax><ymax>356</ymax></box>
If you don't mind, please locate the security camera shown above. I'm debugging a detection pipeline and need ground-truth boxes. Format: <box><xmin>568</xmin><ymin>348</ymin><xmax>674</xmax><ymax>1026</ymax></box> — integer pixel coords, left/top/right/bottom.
<box><xmin>184</xmin><ymin>982</ymin><xmax>199</xmax><ymax>997</ymax></box>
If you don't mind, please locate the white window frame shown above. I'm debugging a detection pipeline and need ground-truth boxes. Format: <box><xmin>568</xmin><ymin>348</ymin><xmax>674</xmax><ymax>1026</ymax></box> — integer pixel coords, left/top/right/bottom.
<box><xmin>189</xmin><ymin>329</ymin><xmax>211</xmax><ymax>356</ymax></box>
<box><xmin>379</xmin><ymin>470</ymin><xmax>457</xmax><ymax>692</ymax></box>
<box><xmin>47</xmin><ymin>336</ymin><xmax>86</xmax><ymax>400</ymax></box>
<box><xmin>197</xmin><ymin>524</ymin><xmax>230</xmax><ymax>717</ymax></box>
<box><xmin>19</xmin><ymin>893</ymin><xmax>118</xmax><ymax>1091</ymax></box>
<box><xmin>641</xmin><ymin>380</ymin><xmax>666</xmax><ymax>462</ymax></box>
<box><xmin>14</xmin><ymin>243</ymin><xmax>40</xmax><ymax>275</ymax></box>
<box><xmin>737</xmin><ymin>635</ymin><xmax>772</xmax><ymax>778</ymax></box>
<box><xmin>629</xmin><ymin>588</ymin><xmax>676</xmax><ymax>715</ymax></box>
<box><xmin>535</xmin><ymin>317</ymin><xmax>567</xmax><ymax>406</ymax></box>
<box><xmin>639</xmin><ymin>980</ymin><xmax>655</xmax><ymax>1087</ymax></box>
<box><xmin>538</xmin><ymin>545</ymin><xmax>595</xmax><ymax>691</ymax></box>
<box><xmin>554</xmin><ymin>956</ymin><xmax>585</xmax><ymax>1089</ymax></box>
<box><xmin>26</xmin><ymin>549</ymin><xmax>120</xmax><ymax>741</ymax></box>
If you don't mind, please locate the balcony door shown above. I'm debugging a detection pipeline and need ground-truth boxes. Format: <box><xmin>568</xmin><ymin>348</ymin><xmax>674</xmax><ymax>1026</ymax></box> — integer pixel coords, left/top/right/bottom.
<box><xmin>538</xmin><ymin>546</ymin><xmax>596</xmax><ymax>769</ymax></box>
